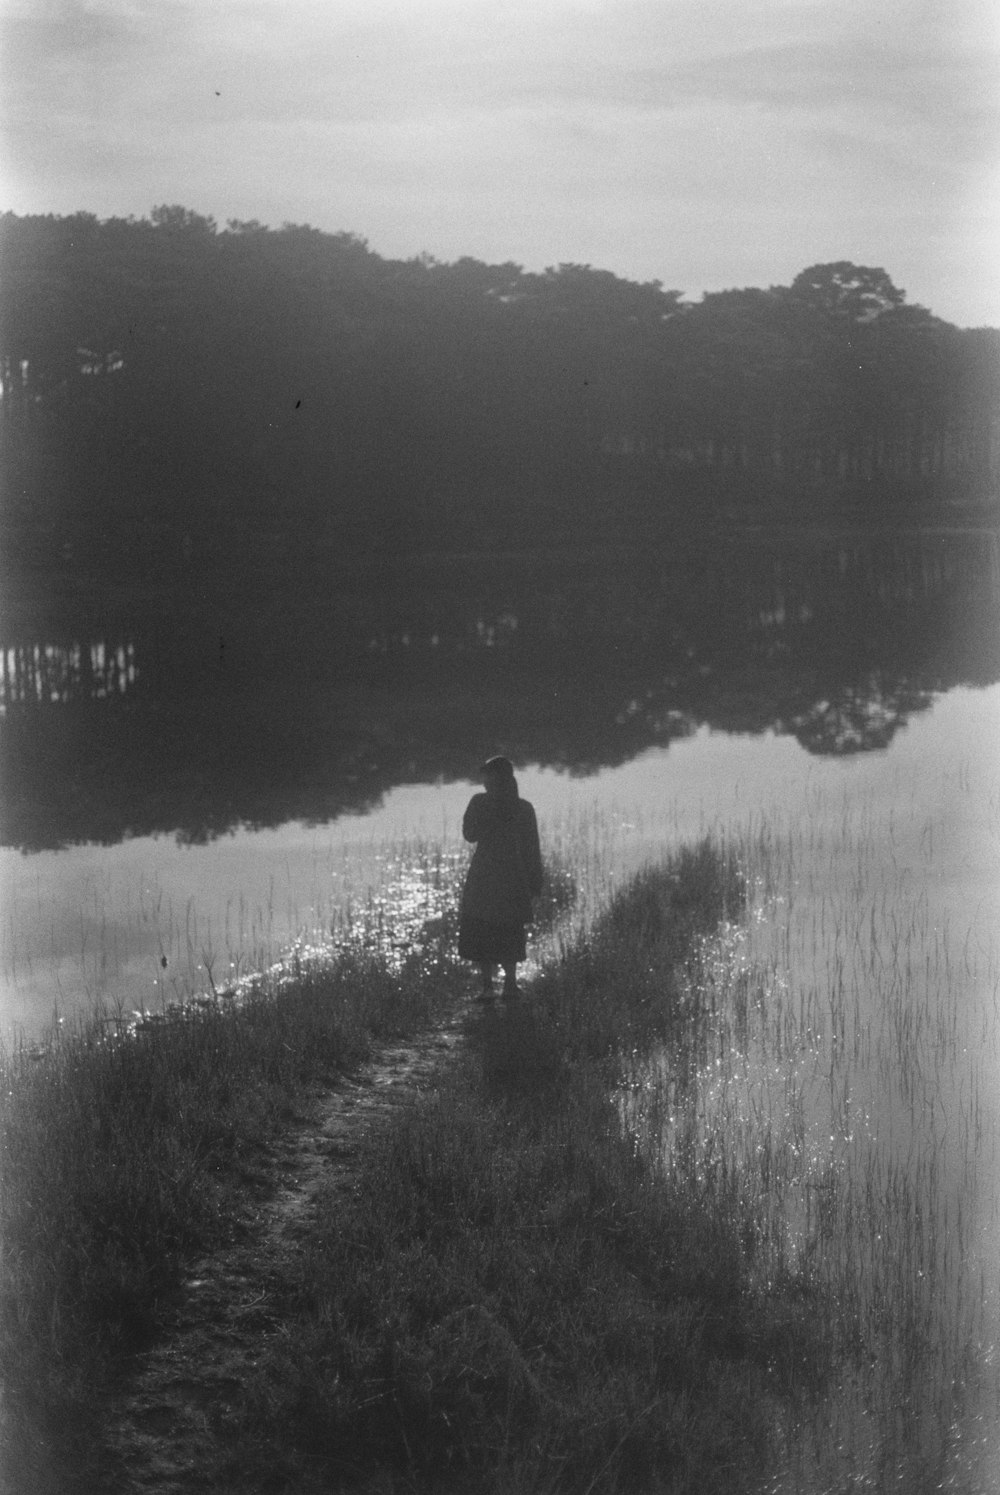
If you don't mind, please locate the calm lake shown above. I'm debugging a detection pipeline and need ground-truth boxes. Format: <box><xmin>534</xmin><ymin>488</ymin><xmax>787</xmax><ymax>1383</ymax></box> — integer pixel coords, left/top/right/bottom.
<box><xmin>2</xmin><ymin>527</ymin><xmax>999</xmax><ymax>1488</ymax></box>
<box><xmin>3</xmin><ymin>530</ymin><xmax>997</xmax><ymax>1044</ymax></box>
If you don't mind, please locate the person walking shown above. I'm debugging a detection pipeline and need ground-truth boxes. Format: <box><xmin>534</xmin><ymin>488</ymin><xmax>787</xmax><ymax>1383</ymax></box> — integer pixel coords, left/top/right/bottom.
<box><xmin>458</xmin><ymin>756</ymin><xmax>543</xmax><ymax>999</ymax></box>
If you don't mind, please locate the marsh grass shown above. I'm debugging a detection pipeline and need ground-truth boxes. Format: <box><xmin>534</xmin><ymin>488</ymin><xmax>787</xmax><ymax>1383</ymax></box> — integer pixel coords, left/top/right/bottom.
<box><xmin>0</xmin><ymin>951</ymin><xmax>465</xmax><ymax>1468</ymax></box>
<box><xmin>0</xmin><ymin>848</ymin><xmax>467</xmax><ymax>1482</ymax></box>
<box><xmin>0</xmin><ymin>837</ymin><xmax>578</xmax><ymax>1491</ymax></box>
<box><xmin>224</xmin><ymin>839</ymin><xmax>834</xmax><ymax>1494</ymax></box>
<box><xmin>2</xmin><ymin>834</ymin><xmax>839</xmax><ymax>1494</ymax></box>
<box><xmin>7</xmin><ymin>794</ymin><xmax>990</xmax><ymax>1493</ymax></box>
<box><xmin>2</xmin><ymin>830</ymin><xmax>580</xmax><ymax>1050</ymax></box>
<box><xmin>623</xmin><ymin>793</ymin><xmax>1000</xmax><ymax>1491</ymax></box>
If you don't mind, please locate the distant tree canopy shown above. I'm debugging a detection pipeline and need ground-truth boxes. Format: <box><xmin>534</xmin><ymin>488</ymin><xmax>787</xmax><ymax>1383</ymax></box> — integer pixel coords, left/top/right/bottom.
<box><xmin>1</xmin><ymin>208</ymin><xmax>997</xmax><ymax>577</ymax></box>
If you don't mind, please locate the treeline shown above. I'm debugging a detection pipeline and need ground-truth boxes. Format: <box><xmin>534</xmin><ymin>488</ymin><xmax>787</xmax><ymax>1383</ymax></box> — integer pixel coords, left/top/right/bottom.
<box><xmin>1</xmin><ymin>206</ymin><xmax>998</xmax><ymax>577</ymax></box>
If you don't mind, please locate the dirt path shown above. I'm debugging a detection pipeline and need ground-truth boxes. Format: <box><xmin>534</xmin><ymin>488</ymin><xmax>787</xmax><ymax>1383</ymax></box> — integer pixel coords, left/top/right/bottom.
<box><xmin>98</xmin><ymin>999</ymin><xmax>477</xmax><ymax>1494</ymax></box>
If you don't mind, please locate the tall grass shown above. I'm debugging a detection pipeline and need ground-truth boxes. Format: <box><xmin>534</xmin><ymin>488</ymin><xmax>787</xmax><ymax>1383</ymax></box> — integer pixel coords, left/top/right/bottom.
<box><xmin>1</xmin><ymin>830</ymin><xmax>580</xmax><ymax>1048</ymax></box>
<box><xmin>0</xmin><ymin>958</ymin><xmax>460</xmax><ymax>1473</ymax></box>
<box><xmin>221</xmin><ymin>840</ymin><xmax>835</xmax><ymax>1494</ymax></box>
<box><xmin>622</xmin><ymin>792</ymin><xmax>1000</xmax><ymax>1492</ymax></box>
<box><xmin>0</xmin><ymin>843</ymin><xmax>474</xmax><ymax>1485</ymax></box>
<box><xmin>7</xmin><ymin>790</ymin><xmax>993</xmax><ymax>1492</ymax></box>
<box><xmin>0</xmin><ymin>836</ymin><xmax>580</xmax><ymax>1491</ymax></box>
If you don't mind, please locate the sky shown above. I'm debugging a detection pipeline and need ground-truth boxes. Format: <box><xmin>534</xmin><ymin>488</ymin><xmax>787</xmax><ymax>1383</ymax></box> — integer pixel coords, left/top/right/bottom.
<box><xmin>1</xmin><ymin>0</ymin><xmax>999</xmax><ymax>327</ymax></box>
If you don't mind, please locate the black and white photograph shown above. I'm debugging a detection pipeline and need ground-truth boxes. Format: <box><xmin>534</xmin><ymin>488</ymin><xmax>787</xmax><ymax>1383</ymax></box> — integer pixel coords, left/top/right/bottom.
<box><xmin>1</xmin><ymin>2</ymin><xmax>999</xmax><ymax>1490</ymax></box>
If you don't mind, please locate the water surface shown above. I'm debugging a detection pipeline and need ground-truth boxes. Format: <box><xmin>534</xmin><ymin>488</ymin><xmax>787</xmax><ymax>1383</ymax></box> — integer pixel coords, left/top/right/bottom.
<box><xmin>2</xmin><ymin>532</ymin><xmax>997</xmax><ymax>1044</ymax></box>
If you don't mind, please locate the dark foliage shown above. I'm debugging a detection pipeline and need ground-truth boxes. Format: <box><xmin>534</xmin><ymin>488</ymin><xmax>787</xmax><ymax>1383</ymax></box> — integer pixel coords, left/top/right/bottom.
<box><xmin>2</xmin><ymin>210</ymin><xmax>997</xmax><ymax>581</ymax></box>
<box><xmin>2</xmin><ymin>532</ymin><xmax>998</xmax><ymax>850</ymax></box>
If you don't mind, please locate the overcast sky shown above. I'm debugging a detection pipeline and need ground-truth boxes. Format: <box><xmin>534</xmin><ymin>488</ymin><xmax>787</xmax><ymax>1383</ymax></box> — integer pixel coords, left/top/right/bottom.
<box><xmin>2</xmin><ymin>0</ymin><xmax>999</xmax><ymax>326</ymax></box>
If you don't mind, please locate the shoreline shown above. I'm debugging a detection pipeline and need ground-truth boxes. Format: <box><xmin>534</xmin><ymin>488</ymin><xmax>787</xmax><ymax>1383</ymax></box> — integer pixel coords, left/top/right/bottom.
<box><xmin>1</xmin><ymin>839</ymin><xmax>833</xmax><ymax>1494</ymax></box>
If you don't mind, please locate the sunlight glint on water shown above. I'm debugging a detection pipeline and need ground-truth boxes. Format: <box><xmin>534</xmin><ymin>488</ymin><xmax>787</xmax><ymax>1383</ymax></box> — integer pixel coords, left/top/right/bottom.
<box><xmin>624</xmin><ymin>772</ymin><xmax>1000</xmax><ymax>1493</ymax></box>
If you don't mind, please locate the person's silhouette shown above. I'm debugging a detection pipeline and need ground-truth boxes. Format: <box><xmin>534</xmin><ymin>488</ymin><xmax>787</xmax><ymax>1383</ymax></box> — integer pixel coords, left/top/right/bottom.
<box><xmin>458</xmin><ymin>756</ymin><xmax>543</xmax><ymax>998</ymax></box>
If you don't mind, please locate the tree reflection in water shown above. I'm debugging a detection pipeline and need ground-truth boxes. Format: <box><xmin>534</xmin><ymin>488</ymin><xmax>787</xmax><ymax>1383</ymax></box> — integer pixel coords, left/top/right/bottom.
<box><xmin>1</xmin><ymin>532</ymin><xmax>997</xmax><ymax>851</ymax></box>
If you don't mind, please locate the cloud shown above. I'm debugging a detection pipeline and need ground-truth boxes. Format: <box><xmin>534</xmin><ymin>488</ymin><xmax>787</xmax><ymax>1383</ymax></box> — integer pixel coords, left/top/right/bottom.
<box><xmin>0</xmin><ymin>0</ymin><xmax>997</xmax><ymax>323</ymax></box>
<box><xmin>5</xmin><ymin>0</ymin><xmax>996</xmax><ymax>143</ymax></box>
<box><xmin>0</xmin><ymin>0</ymin><xmax>186</xmax><ymax>62</ymax></box>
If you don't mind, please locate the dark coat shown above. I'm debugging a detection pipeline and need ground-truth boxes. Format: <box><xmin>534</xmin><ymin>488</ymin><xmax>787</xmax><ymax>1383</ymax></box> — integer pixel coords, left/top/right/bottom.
<box><xmin>460</xmin><ymin>790</ymin><xmax>543</xmax><ymax>926</ymax></box>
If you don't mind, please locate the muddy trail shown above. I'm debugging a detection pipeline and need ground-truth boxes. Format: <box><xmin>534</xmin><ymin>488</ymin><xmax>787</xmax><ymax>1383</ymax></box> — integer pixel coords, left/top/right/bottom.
<box><xmin>94</xmin><ymin>996</ymin><xmax>483</xmax><ymax>1494</ymax></box>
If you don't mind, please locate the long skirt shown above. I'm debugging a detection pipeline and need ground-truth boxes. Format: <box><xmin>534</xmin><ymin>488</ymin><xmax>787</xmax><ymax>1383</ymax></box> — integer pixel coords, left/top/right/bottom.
<box><xmin>458</xmin><ymin>914</ymin><xmax>527</xmax><ymax>965</ymax></box>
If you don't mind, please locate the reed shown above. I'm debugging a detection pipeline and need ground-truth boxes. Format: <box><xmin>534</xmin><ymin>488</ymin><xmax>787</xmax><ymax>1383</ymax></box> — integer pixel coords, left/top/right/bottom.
<box><xmin>6</xmin><ymin>791</ymin><xmax>993</xmax><ymax>1492</ymax></box>
<box><xmin>0</xmin><ymin>837</ymin><xmax>578</xmax><ymax>1491</ymax></box>
<box><xmin>219</xmin><ymin>838</ymin><xmax>832</xmax><ymax>1494</ymax></box>
<box><xmin>623</xmin><ymin>787</ymin><xmax>1000</xmax><ymax>1491</ymax></box>
<box><xmin>1</xmin><ymin>829</ymin><xmax>581</xmax><ymax>1049</ymax></box>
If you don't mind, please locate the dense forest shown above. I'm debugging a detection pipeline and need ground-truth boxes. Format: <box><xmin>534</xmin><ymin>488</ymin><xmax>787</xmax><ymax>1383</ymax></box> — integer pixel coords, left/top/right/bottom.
<box><xmin>1</xmin><ymin>207</ymin><xmax>998</xmax><ymax>580</ymax></box>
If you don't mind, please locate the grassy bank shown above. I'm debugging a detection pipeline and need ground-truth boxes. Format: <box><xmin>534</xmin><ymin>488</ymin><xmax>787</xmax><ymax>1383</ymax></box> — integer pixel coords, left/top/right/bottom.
<box><xmin>227</xmin><ymin>841</ymin><xmax>833</xmax><ymax>1494</ymax></box>
<box><xmin>0</xmin><ymin>945</ymin><xmax>469</xmax><ymax>1486</ymax></box>
<box><xmin>1</xmin><ymin>838</ymin><xmax>832</xmax><ymax>1493</ymax></box>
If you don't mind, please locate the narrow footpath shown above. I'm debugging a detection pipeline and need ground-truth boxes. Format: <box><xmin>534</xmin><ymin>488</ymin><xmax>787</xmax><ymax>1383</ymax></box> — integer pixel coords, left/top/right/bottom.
<box><xmin>97</xmin><ymin>999</ymin><xmax>477</xmax><ymax>1494</ymax></box>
